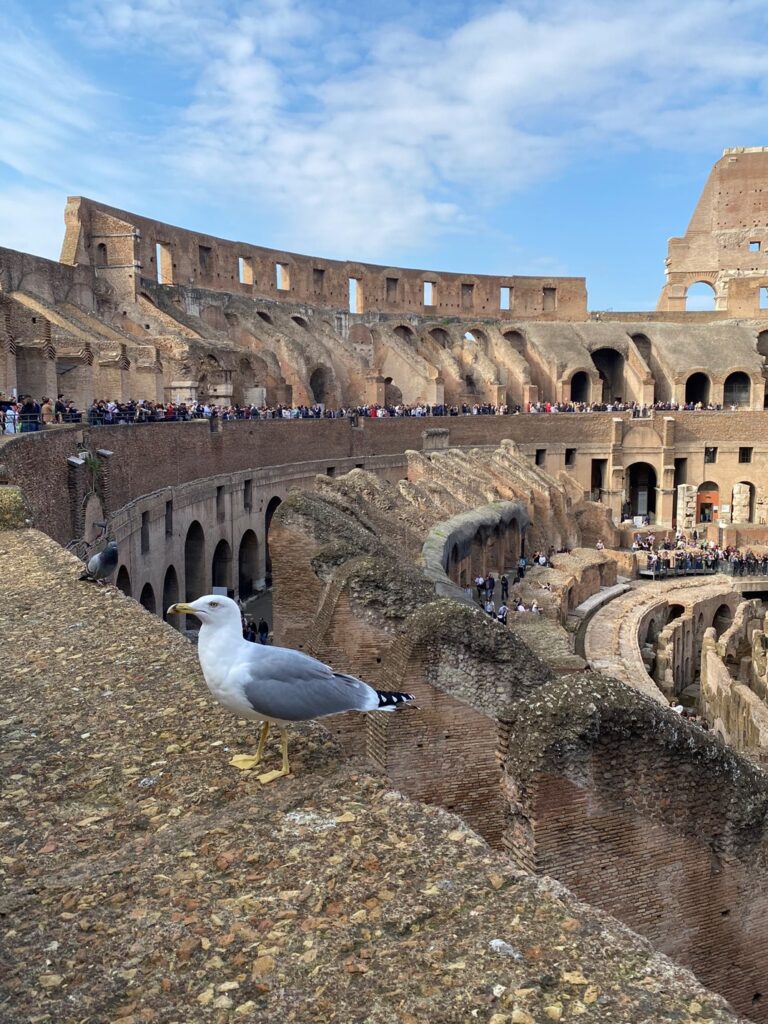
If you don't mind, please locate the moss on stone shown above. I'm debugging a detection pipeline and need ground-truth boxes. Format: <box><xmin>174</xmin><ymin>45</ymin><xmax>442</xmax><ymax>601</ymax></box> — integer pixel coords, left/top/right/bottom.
<box><xmin>0</xmin><ymin>486</ymin><xmax>28</xmax><ymax>530</ymax></box>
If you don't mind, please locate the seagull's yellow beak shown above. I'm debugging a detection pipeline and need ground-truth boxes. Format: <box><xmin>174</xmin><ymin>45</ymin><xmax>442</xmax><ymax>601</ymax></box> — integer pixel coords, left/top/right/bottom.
<box><xmin>167</xmin><ymin>602</ymin><xmax>198</xmax><ymax>616</ymax></box>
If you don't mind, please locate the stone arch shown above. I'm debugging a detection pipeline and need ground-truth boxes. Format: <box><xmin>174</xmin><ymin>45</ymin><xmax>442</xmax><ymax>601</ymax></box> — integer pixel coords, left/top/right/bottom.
<box><xmin>713</xmin><ymin>603</ymin><xmax>733</xmax><ymax>637</ymax></box>
<box><xmin>626</xmin><ymin>461</ymin><xmax>657</xmax><ymax>518</ymax></box>
<box><xmin>95</xmin><ymin>243</ymin><xmax>108</xmax><ymax>267</ymax></box>
<box><xmin>256</xmin><ymin>310</ymin><xmax>273</xmax><ymax>325</ymax></box>
<box><xmin>291</xmin><ymin>315</ymin><xmax>309</xmax><ymax>330</ymax></box>
<box><xmin>685</xmin><ymin>371</ymin><xmax>710</xmax><ymax>405</ymax></box>
<box><xmin>723</xmin><ymin>371</ymin><xmax>751</xmax><ymax>407</ymax></box>
<box><xmin>591</xmin><ymin>348</ymin><xmax>624</xmax><ymax>403</ymax></box>
<box><xmin>309</xmin><ymin>365</ymin><xmax>333</xmax><ymax>405</ymax></box>
<box><xmin>732</xmin><ymin>481</ymin><xmax>756</xmax><ymax>524</ymax></box>
<box><xmin>139</xmin><ymin>582</ymin><xmax>156</xmax><ymax>613</ymax></box>
<box><xmin>212</xmin><ymin>538</ymin><xmax>233</xmax><ymax>592</ymax></box>
<box><xmin>232</xmin><ymin>356</ymin><xmax>256</xmax><ymax>406</ymax></box>
<box><xmin>238</xmin><ymin>530</ymin><xmax>259</xmax><ymax>599</ymax></box>
<box><xmin>685</xmin><ymin>281</ymin><xmax>716</xmax><ymax>311</ymax></box>
<box><xmin>429</xmin><ymin>327</ymin><xmax>451</xmax><ymax>348</ymax></box>
<box><xmin>463</xmin><ymin>329</ymin><xmax>489</xmax><ymax>356</ymax></box>
<box><xmin>116</xmin><ymin>565</ymin><xmax>131</xmax><ymax>597</ymax></box>
<box><xmin>570</xmin><ymin>370</ymin><xmax>591</xmax><ymax>403</ymax></box>
<box><xmin>394</xmin><ymin>324</ymin><xmax>416</xmax><ymax>344</ymax></box>
<box><xmin>631</xmin><ymin>333</ymin><xmax>652</xmax><ymax>366</ymax></box>
<box><xmin>162</xmin><ymin>565</ymin><xmax>180</xmax><ymax>625</ymax></box>
<box><xmin>265</xmin><ymin>496</ymin><xmax>282</xmax><ymax>586</ymax></box>
<box><xmin>184</xmin><ymin>521</ymin><xmax>206</xmax><ymax>602</ymax></box>
<box><xmin>503</xmin><ymin>330</ymin><xmax>525</xmax><ymax>355</ymax></box>
<box><xmin>224</xmin><ymin>311</ymin><xmax>240</xmax><ymax>328</ymax></box>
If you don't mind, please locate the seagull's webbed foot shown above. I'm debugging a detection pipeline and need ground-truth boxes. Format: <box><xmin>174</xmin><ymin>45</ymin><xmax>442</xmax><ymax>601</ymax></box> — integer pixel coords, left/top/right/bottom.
<box><xmin>257</xmin><ymin>727</ymin><xmax>291</xmax><ymax>785</ymax></box>
<box><xmin>229</xmin><ymin>721</ymin><xmax>271</xmax><ymax>771</ymax></box>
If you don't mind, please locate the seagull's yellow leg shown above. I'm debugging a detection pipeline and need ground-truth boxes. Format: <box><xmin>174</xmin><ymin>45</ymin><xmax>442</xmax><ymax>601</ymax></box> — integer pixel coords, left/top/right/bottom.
<box><xmin>257</xmin><ymin>727</ymin><xmax>291</xmax><ymax>785</ymax></box>
<box><xmin>229</xmin><ymin>721</ymin><xmax>270</xmax><ymax>771</ymax></box>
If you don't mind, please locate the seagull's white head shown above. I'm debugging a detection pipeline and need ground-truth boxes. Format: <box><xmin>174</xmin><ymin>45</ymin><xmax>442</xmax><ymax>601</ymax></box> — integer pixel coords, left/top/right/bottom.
<box><xmin>167</xmin><ymin>594</ymin><xmax>243</xmax><ymax>632</ymax></box>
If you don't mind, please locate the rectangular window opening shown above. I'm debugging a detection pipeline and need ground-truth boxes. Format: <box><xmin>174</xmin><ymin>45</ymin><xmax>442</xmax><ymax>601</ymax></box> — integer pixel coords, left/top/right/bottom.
<box><xmin>276</xmin><ymin>263</ymin><xmax>291</xmax><ymax>291</ymax></box>
<box><xmin>704</xmin><ymin>446</ymin><xmax>718</xmax><ymax>464</ymax></box>
<box><xmin>165</xmin><ymin>500</ymin><xmax>173</xmax><ymax>537</ymax></box>
<box><xmin>141</xmin><ymin>511</ymin><xmax>150</xmax><ymax>554</ymax></box>
<box><xmin>761</xmin><ymin>287</ymin><xmax>768</xmax><ymax>310</ymax></box>
<box><xmin>750</xmin><ymin>241</ymin><xmax>761</xmax><ymax>252</ymax></box>
<box><xmin>543</xmin><ymin>286</ymin><xmax>557</xmax><ymax>312</ymax></box>
<box><xmin>216</xmin><ymin>485</ymin><xmax>225</xmax><ymax>521</ymax></box>
<box><xmin>238</xmin><ymin>256</ymin><xmax>254</xmax><ymax>285</ymax></box>
<box><xmin>461</xmin><ymin>283</ymin><xmax>474</xmax><ymax>310</ymax></box>
<box><xmin>565</xmin><ymin>448</ymin><xmax>576</xmax><ymax>468</ymax></box>
<box><xmin>535</xmin><ymin>448</ymin><xmax>546</xmax><ymax>467</ymax></box>
<box><xmin>156</xmin><ymin>242</ymin><xmax>173</xmax><ymax>285</ymax></box>
<box><xmin>243</xmin><ymin>478</ymin><xmax>253</xmax><ymax>510</ymax></box>
<box><xmin>739</xmin><ymin>446</ymin><xmax>753</xmax><ymax>463</ymax></box>
<box><xmin>326</xmin><ymin>466</ymin><xmax>336</xmax><ymax>477</ymax></box>
<box><xmin>198</xmin><ymin>245</ymin><xmax>212</xmax><ymax>276</ymax></box>
<box><xmin>313</xmin><ymin>268</ymin><xmax>325</xmax><ymax>294</ymax></box>
<box><xmin>349</xmin><ymin>277</ymin><xmax>363</xmax><ymax>314</ymax></box>
<box><xmin>386</xmin><ymin>277</ymin><xmax>399</xmax><ymax>303</ymax></box>
<box><xmin>500</xmin><ymin>286</ymin><xmax>511</xmax><ymax>311</ymax></box>
<box><xmin>423</xmin><ymin>281</ymin><xmax>435</xmax><ymax>306</ymax></box>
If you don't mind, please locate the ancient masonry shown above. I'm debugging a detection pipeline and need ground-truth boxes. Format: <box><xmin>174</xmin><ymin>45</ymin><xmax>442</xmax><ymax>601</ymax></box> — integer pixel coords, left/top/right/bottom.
<box><xmin>7</xmin><ymin>150</ymin><xmax>768</xmax><ymax>1022</ymax></box>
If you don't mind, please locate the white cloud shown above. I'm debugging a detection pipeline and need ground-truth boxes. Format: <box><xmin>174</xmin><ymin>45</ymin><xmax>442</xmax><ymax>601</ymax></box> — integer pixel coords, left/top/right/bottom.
<box><xmin>6</xmin><ymin>0</ymin><xmax>768</xmax><ymax>261</ymax></box>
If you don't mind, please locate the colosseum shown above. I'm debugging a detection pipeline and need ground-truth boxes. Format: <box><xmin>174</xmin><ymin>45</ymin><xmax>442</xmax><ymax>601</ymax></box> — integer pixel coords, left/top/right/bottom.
<box><xmin>5</xmin><ymin>148</ymin><xmax>768</xmax><ymax>1023</ymax></box>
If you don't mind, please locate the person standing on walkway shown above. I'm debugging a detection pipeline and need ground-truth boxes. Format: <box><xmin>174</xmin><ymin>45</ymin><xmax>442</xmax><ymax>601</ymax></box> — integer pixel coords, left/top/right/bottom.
<box><xmin>257</xmin><ymin>617</ymin><xmax>270</xmax><ymax>645</ymax></box>
<box><xmin>500</xmin><ymin>574</ymin><xmax>509</xmax><ymax>602</ymax></box>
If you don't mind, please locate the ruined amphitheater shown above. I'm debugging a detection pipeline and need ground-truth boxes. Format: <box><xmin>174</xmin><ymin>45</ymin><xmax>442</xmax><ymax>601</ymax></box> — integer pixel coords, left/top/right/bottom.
<box><xmin>7</xmin><ymin>148</ymin><xmax>768</xmax><ymax>1023</ymax></box>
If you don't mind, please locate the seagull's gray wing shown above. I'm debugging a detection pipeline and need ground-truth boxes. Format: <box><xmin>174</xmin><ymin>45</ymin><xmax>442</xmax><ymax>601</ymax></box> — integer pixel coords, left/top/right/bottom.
<box><xmin>237</xmin><ymin>646</ymin><xmax>377</xmax><ymax>722</ymax></box>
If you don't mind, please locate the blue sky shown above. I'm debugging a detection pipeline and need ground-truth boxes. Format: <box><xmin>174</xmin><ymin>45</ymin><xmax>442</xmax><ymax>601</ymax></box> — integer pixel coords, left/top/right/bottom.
<box><xmin>3</xmin><ymin>0</ymin><xmax>768</xmax><ymax>310</ymax></box>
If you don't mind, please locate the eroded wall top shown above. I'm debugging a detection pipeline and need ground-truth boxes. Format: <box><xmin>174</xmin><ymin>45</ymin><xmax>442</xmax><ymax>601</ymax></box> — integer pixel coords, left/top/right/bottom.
<box><xmin>60</xmin><ymin>196</ymin><xmax>588</xmax><ymax>320</ymax></box>
<box><xmin>658</xmin><ymin>147</ymin><xmax>768</xmax><ymax>315</ymax></box>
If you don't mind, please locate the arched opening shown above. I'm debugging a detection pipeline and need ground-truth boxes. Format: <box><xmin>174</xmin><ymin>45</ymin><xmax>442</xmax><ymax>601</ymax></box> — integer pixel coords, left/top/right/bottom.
<box><xmin>224</xmin><ymin>311</ymin><xmax>240</xmax><ymax>327</ymax></box>
<box><xmin>732</xmin><ymin>481</ymin><xmax>756</xmax><ymax>524</ymax></box>
<box><xmin>759</xmin><ymin>331</ymin><xmax>768</xmax><ymax>408</ymax></box>
<box><xmin>265</xmin><ymin>496</ymin><xmax>282</xmax><ymax>587</ymax></box>
<box><xmin>685</xmin><ymin>372</ymin><xmax>710</xmax><ymax>406</ymax></box>
<box><xmin>309</xmin><ymin>366</ymin><xmax>331</xmax><ymax>405</ymax></box>
<box><xmin>447</xmin><ymin>542</ymin><xmax>460</xmax><ymax>583</ymax></box>
<box><xmin>238</xmin><ymin>530</ymin><xmax>259</xmax><ymax>599</ymax></box>
<box><xmin>591</xmin><ymin>348</ymin><xmax>624</xmax><ymax>403</ymax></box>
<box><xmin>291</xmin><ymin>315</ymin><xmax>309</xmax><ymax>329</ymax></box>
<box><xmin>429</xmin><ymin>328</ymin><xmax>450</xmax><ymax>348</ymax></box>
<box><xmin>503</xmin><ymin>330</ymin><xmax>525</xmax><ymax>355</ymax></box>
<box><xmin>95</xmin><ymin>242</ymin><xmax>108</xmax><ymax>267</ymax></box>
<box><xmin>631</xmin><ymin>333</ymin><xmax>652</xmax><ymax>366</ymax></box>
<box><xmin>666</xmin><ymin>604</ymin><xmax>684</xmax><ymax>624</ymax></box>
<box><xmin>384</xmin><ymin>377</ymin><xmax>403</xmax><ymax>405</ymax></box>
<box><xmin>139</xmin><ymin>582</ymin><xmax>156</xmax><ymax>613</ymax></box>
<box><xmin>696</xmin><ymin>481</ymin><xmax>719</xmax><ymax>524</ymax></box>
<box><xmin>212</xmin><ymin>539</ymin><xmax>233</xmax><ymax>593</ymax></box>
<box><xmin>713</xmin><ymin>603</ymin><xmax>733</xmax><ymax>637</ymax></box>
<box><xmin>463</xmin><ymin>329</ymin><xmax>489</xmax><ymax>355</ymax></box>
<box><xmin>627</xmin><ymin>462</ymin><xmax>657</xmax><ymax>519</ymax></box>
<box><xmin>394</xmin><ymin>325</ymin><xmax>415</xmax><ymax>343</ymax></box>
<box><xmin>723</xmin><ymin>371</ymin><xmax>751</xmax><ymax>407</ymax></box>
<box><xmin>116</xmin><ymin>566</ymin><xmax>131</xmax><ymax>597</ymax></box>
<box><xmin>570</xmin><ymin>370</ymin><xmax>590</xmax><ymax>403</ymax></box>
<box><xmin>256</xmin><ymin>310</ymin><xmax>273</xmax><ymax>325</ymax></box>
<box><xmin>685</xmin><ymin>281</ymin><xmax>716</xmax><ymax>311</ymax></box>
<box><xmin>184</xmin><ymin>521</ymin><xmax>206</xmax><ymax>602</ymax></box>
<box><xmin>162</xmin><ymin>565</ymin><xmax>180</xmax><ymax>625</ymax></box>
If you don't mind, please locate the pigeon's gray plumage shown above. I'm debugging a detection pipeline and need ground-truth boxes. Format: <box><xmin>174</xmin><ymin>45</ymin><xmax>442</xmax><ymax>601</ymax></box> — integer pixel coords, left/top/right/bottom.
<box><xmin>168</xmin><ymin>594</ymin><xmax>415</xmax><ymax>782</ymax></box>
<box><xmin>80</xmin><ymin>541</ymin><xmax>118</xmax><ymax>581</ymax></box>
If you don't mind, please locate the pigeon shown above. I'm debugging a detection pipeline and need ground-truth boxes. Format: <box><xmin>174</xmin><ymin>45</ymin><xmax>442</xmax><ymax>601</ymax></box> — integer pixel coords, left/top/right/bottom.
<box><xmin>167</xmin><ymin>594</ymin><xmax>415</xmax><ymax>783</ymax></box>
<box><xmin>79</xmin><ymin>541</ymin><xmax>119</xmax><ymax>583</ymax></box>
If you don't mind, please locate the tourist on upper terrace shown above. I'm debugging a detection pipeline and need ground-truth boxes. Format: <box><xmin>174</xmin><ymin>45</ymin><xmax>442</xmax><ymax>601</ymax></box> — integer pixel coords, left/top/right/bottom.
<box><xmin>497</xmin><ymin>603</ymin><xmax>508</xmax><ymax>625</ymax></box>
<box><xmin>500</xmin><ymin>574</ymin><xmax>509</xmax><ymax>601</ymax></box>
<box><xmin>518</xmin><ymin>555</ymin><xmax>527</xmax><ymax>578</ymax></box>
<box><xmin>474</xmin><ymin>575</ymin><xmax>485</xmax><ymax>601</ymax></box>
<box><xmin>486</xmin><ymin>574</ymin><xmax>495</xmax><ymax>598</ymax></box>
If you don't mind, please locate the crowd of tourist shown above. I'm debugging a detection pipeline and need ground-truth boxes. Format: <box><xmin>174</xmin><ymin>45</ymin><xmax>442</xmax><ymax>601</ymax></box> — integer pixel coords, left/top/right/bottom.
<box><xmin>636</xmin><ymin>529</ymin><xmax>768</xmax><ymax>577</ymax></box>
<box><xmin>472</xmin><ymin>550</ymin><xmax>561</xmax><ymax>623</ymax></box>
<box><xmin>0</xmin><ymin>390</ymin><xmax>748</xmax><ymax>433</ymax></box>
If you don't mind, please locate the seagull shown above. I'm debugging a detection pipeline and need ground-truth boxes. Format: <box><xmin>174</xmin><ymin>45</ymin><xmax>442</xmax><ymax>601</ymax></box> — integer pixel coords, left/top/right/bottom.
<box><xmin>167</xmin><ymin>594</ymin><xmax>415</xmax><ymax>783</ymax></box>
<box><xmin>79</xmin><ymin>540</ymin><xmax>119</xmax><ymax>583</ymax></box>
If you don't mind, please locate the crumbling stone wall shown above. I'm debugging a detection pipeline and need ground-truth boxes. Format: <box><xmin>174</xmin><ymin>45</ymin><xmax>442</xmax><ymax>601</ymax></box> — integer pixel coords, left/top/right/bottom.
<box><xmin>505</xmin><ymin>673</ymin><xmax>768</xmax><ymax>1023</ymax></box>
